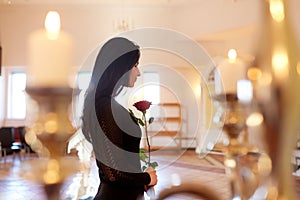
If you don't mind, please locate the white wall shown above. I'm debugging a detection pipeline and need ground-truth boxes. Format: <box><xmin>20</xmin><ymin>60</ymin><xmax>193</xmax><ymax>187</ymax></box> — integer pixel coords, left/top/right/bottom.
<box><xmin>0</xmin><ymin>0</ymin><xmax>265</xmax><ymax>67</ymax></box>
<box><xmin>117</xmin><ymin>64</ymin><xmax>202</xmax><ymax>149</ymax></box>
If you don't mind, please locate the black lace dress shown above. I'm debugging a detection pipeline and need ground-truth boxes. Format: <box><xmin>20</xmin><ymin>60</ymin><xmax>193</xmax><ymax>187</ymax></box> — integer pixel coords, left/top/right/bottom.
<box><xmin>93</xmin><ymin>96</ymin><xmax>150</xmax><ymax>200</ymax></box>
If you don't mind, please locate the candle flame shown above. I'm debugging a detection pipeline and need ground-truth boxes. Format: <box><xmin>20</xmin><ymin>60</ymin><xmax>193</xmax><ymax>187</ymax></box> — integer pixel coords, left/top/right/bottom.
<box><xmin>228</xmin><ymin>48</ymin><xmax>237</xmax><ymax>63</ymax></box>
<box><xmin>45</xmin><ymin>11</ymin><xmax>61</xmax><ymax>40</ymax></box>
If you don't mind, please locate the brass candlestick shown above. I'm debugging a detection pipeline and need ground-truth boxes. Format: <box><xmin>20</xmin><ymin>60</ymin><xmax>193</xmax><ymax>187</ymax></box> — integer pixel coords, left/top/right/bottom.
<box><xmin>214</xmin><ymin>93</ymin><xmax>251</xmax><ymax>199</ymax></box>
<box><xmin>24</xmin><ymin>87</ymin><xmax>79</xmax><ymax>200</ymax></box>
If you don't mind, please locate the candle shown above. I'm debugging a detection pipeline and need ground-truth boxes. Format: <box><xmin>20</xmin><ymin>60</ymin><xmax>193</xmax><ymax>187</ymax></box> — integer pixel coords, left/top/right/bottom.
<box><xmin>27</xmin><ymin>11</ymin><xmax>73</xmax><ymax>88</ymax></box>
<box><xmin>215</xmin><ymin>49</ymin><xmax>247</xmax><ymax>95</ymax></box>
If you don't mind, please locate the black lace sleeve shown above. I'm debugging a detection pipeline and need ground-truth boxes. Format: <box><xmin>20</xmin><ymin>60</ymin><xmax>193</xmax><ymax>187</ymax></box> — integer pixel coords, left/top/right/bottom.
<box><xmin>95</xmin><ymin>97</ymin><xmax>151</xmax><ymax>187</ymax></box>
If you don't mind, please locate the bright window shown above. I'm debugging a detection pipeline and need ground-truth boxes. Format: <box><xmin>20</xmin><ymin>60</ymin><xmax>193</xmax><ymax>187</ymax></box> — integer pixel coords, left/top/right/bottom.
<box><xmin>74</xmin><ymin>71</ymin><xmax>92</xmax><ymax>119</ymax></box>
<box><xmin>7</xmin><ymin>71</ymin><xmax>26</xmax><ymax>119</ymax></box>
<box><xmin>143</xmin><ymin>71</ymin><xmax>160</xmax><ymax>104</ymax></box>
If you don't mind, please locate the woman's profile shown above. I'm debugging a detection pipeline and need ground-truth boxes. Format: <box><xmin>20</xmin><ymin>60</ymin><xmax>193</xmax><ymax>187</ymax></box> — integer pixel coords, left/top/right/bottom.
<box><xmin>81</xmin><ymin>37</ymin><xmax>157</xmax><ymax>200</ymax></box>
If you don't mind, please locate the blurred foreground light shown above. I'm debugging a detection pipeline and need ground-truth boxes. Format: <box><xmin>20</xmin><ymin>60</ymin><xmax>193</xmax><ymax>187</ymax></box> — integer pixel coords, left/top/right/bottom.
<box><xmin>228</xmin><ymin>49</ymin><xmax>237</xmax><ymax>62</ymax></box>
<box><xmin>247</xmin><ymin>67</ymin><xmax>262</xmax><ymax>81</ymax></box>
<box><xmin>246</xmin><ymin>112</ymin><xmax>264</xmax><ymax>127</ymax></box>
<box><xmin>297</xmin><ymin>61</ymin><xmax>300</xmax><ymax>76</ymax></box>
<box><xmin>224</xmin><ymin>158</ymin><xmax>236</xmax><ymax>168</ymax></box>
<box><xmin>257</xmin><ymin>153</ymin><xmax>272</xmax><ymax>177</ymax></box>
<box><xmin>272</xmin><ymin>50</ymin><xmax>289</xmax><ymax>81</ymax></box>
<box><xmin>25</xmin><ymin>129</ymin><xmax>37</xmax><ymax>145</ymax></box>
<box><xmin>232</xmin><ymin>196</ymin><xmax>242</xmax><ymax>200</ymax></box>
<box><xmin>44</xmin><ymin>112</ymin><xmax>58</xmax><ymax>133</ymax></box>
<box><xmin>269</xmin><ymin>0</ymin><xmax>285</xmax><ymax>22</ymax></box>
<box><xmin>237</xmin><ymin>80</ymin><xmax>253</xmax><ymax>103</ymax></box>
<box><xmin>43</xmin><ymin>159</ymin><xmax>60</xmax><ymax>184</ymax></box>
<box><xmin>171</xmin><ymin>173</ymin><xmax>181</xmax><ymax>186</ymax></box>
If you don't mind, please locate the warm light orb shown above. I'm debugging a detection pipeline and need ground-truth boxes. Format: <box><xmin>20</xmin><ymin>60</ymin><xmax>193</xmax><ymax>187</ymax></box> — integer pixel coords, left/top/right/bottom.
<box><xmin>224</xmin><ymin>158</ymin><xmax>236</xmax><ymax>168</ymax></box>
<box><xmin>247</xmin><ymin>67</ymin><xmax>262</xmax><ymax>81</ymax></box>
<box><xmin>44</xmin><ymin>11</ymin><xmax>61</xmax><ymax>39</ymax></box>
<box><xmin>44</xmin><ymin>112</ymin><xmax>58</xmax><ymax>133</ymax></box>
<box><xmin>24</xmin><ymin>129</ymin><xmax>38</xmax><ymax>144</ymax></box>
<box><xmin>32</xmin><ymin>122</ymin><xmax>44</xmax><ymax>135</ymax></box>
<box><xmin>228</xmin><ymin>49</ymin><xmax>237</xmax><ymax>62</ymax></box>
<box><xmin>246</xmin><ymin>112</ymin><xmax>264</xmax><ymax>127</ymax></box>
<box><xmin>43</xmin><ymin>159</ymin><xmax>60</xmax><ymax>184</ymax></box>
<box><xmin>272</xmin><ymin>50</ymin><xmax>289</xmax><ymax>81</ymax></box>
<box><xmin>257</xmin><ymin>153</ymin><xmax>272</xmax><ymax>177</ymax></box>
<box><xmin>297</xmin><ymin>61</ymin><xmax>300</xmax><ymax>76</ymax></box>
<box><xmin>269</xmin><ymin>0</ymin><xmax>285</xmax><ymax>22</ymax></box>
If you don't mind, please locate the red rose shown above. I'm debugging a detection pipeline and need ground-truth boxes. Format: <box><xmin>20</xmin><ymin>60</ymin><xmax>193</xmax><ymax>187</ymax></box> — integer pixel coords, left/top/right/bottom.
<box><xmin>133</xmin><ymin>100</ymin><xmax>152</xmax><ymax>112</ymax></box>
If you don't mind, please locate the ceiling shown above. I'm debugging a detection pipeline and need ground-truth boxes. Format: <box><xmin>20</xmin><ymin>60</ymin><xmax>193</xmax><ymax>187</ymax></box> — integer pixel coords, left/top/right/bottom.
<box><xmin>1</xmin><ymin>0</ymin><xmax>299</xmax><ymax>67</ymax></box>
<box><xmin>1</xmin><ymin>0</ymin><xmax>187</xmax><ymax>5</ymax></box>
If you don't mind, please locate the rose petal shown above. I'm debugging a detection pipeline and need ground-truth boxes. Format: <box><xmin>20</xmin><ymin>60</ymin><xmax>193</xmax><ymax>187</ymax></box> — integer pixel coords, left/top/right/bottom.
<box><xmin>133</xmin><ymin>100</ymin><xmax>152</xmax><ymax>112</ymax></box>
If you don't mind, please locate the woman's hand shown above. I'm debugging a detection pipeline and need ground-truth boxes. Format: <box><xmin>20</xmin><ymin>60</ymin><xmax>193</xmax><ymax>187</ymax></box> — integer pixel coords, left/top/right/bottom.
<box><xmin>145</xmin><ymin>167</ymin><xmax>157</xmax><ymax>186</ymax></box>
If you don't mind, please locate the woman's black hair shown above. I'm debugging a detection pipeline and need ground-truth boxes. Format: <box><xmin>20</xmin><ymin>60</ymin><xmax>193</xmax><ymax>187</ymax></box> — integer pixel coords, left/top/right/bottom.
<box><xmin>89</xmin><ymin>37</ymin><xmax>140</xmax><ymax>97</ymax></box>
<box><xmin>97</xmin><ymin>47</ymin><xmax>140</xmax><ymax>97</ymax></box>
<box><xmin>81</xmin><ymin>37</ymin><xmax>140</xmax><ymax>143</ymax></box>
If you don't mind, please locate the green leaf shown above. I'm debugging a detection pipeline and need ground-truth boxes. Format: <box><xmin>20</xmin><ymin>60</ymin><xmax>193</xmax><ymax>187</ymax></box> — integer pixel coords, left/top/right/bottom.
<box><xmin>149</xmin><ymin>161</ymin><xmax>158</xmax><ymax>169</ymax></box>
<box><xmin>139</xmin><ymin>149</ymin><xmax>145</xmax><ymax>154</ymax></box>
<box><xmin>139</xmin><ymin>149</ymin><xmax>148</xmax><ymax>162</ymax></box>
<box><xmin>142</xmin><ymin>166</ymin><xmax>147</xmax><ymax>171</ymax></box>
<box><xmin>148</xmin><ymin>117</ymin><xmax>154</xmax><ymax>124</ymax></box>
<box><xmin>129</xmin><ymin>109</ymin><xmax>134</xmax><ymax>116</ymax></box>
<box><xmin>138</xmin><ymin>119</ymin><xmax>145</xmax><ymax>126</ymax></box>
<box><xmin>129</xmin><ymin>109</ymin><xmax>139</xmax><ymax>123</ymax></box>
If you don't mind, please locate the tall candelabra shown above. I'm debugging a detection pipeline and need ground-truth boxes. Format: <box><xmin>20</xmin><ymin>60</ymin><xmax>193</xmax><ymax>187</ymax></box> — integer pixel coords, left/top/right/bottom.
<box><xmin>213</xmin><ymin>93</ymin><xmax>256</xmax><ymax>200</ymax></box>
<box><xmin>213</xmin><ymin>0</ymin><xmax>300</xmax><ymax>199</ymax></box>
<box><xmin>24</xmin><ymin>87</ymin><xmax>79</xmax><ymax>200</ymax></box>
<box><xmin>23</xmin><ymin>10</ymin><xmax>79</xmax><ymax>200</ymax></box>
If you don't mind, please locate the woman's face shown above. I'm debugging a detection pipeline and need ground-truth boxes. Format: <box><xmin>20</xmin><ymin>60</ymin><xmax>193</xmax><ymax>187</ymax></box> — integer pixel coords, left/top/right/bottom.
<box><xmin>128</xmin><ymin>62</ymin><xmax>140</xmax><ymax>87</ymax></box>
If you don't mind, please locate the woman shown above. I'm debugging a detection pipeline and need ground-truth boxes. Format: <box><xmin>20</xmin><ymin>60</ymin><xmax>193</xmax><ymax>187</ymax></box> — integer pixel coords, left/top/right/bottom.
<box><xmin>81</xmin><ymin>37</ymin><xmax>157</xmax><ymax>200</ymax></box>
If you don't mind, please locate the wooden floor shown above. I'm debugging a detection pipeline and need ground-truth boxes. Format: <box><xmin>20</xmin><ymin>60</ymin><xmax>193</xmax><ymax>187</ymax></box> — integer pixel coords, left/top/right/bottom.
<box><xmin>2</xmin><ymin>149</ymin><xmax>300</xmax><ymax>199</ymax></box>
<box><xmin>7</xmin><ymin>149</ymin><xmax>288</xmax><ymax>200</ymax></box>
<box><xmin>0</xmin><ymin>149</ymin><xmax>230</xmax><ymax>200</ymax></box>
